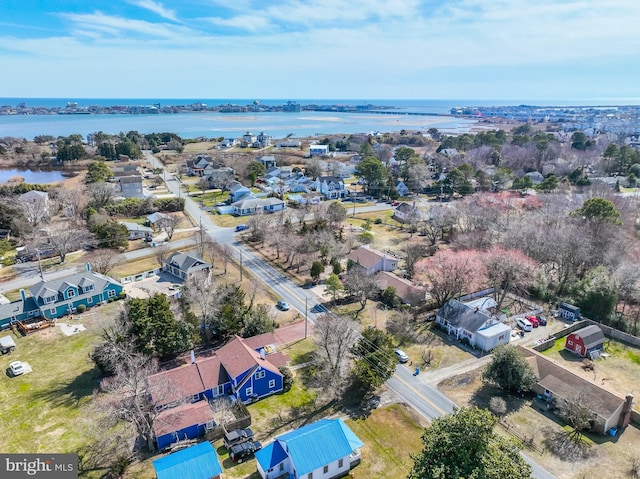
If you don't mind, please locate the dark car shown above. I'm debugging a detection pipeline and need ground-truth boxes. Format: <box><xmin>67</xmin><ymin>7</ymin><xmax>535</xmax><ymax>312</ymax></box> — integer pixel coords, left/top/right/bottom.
<box><xmin>537</xmin><ymin>315</ymin><xmax>548</xmax><ymax>326</ymax></box>
<box><xmin>223</xmin><ymin>428</ymin><xmax>254</xmax><ymax>449</ymax></box>
<box><xmin>235</xmin><ymin>224</ymin><xmax>248</xmax><ymax>232</ymax></box>
<box><xmin>229</xmin><ymin>440</ymin><xmax>262</xmax><ymax>463</ymax></box>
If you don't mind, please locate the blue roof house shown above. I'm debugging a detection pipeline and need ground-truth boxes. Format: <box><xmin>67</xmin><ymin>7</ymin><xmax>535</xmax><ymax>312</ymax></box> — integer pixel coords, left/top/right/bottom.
<box><xmin>255</xmin><ymin>418</ymin><xmax>363</xmax><ymax>479</ymax></box>
<box><xmin>153</xmin><ymin>441</ymin><xmax>222</xmax><ymax>479</ymax></box>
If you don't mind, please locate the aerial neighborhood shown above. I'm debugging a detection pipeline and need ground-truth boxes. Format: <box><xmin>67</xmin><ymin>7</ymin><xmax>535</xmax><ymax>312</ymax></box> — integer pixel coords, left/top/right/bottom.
<box><xmin>2</xmin><ymin>113</ymin><xmax>640</xmax><ymax>479</ymax></box>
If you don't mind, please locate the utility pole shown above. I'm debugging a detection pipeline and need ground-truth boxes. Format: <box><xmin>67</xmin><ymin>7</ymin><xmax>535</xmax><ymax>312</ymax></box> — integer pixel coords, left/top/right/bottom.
<box><xmin>198</xmin><ymin>216</ymin><xmax>205</xmax><ymax>256</ymax></box>
<box><xmin>304</xmin><ymin>297</ymin><xmax>308</xmax><ymax>339</ymax></box>
<box><xmin>36</xmin><ymin>248</ymin><xmax>44</xmax><ymax>281</ymax></box>
<box><xmin>240</xmin><ymin>251</ymin><xmax>243</xmax><ymax>282</ymax></box>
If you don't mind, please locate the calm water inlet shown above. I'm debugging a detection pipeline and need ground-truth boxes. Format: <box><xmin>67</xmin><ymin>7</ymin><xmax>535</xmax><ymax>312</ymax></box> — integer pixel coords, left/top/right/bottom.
<box><xmin>0</xmin><ymin>169</ymin><xmax>66</xmax><ymax>184</ymax></box>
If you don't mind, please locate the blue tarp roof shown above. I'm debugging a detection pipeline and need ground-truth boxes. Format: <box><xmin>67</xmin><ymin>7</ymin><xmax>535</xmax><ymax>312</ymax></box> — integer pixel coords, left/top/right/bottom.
<box><xmin>153</xmin><ymin>442</ymin><xmax>222</xmax><ymax>479</ymax></box>
<box><xmin>275</xmin><ymin>418</ymin><xmax>363</xmax><ymax>476</ymax></box>
<box><xmin>255</xmin><ymin>440</ymin><xmax>288</xmax><ymax>471</ymax></box>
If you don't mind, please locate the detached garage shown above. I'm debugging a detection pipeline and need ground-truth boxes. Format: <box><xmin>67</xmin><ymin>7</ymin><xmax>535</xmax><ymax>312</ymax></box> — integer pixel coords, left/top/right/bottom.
<box><xmin>565</xmin><ymin>325</ymin><xmax>605</xmax><ymax>358</ymax></box>
<box><xmin>0</xmin><ymin>335</ymin><xmax>16</xmax><ymax>354</ymax></box>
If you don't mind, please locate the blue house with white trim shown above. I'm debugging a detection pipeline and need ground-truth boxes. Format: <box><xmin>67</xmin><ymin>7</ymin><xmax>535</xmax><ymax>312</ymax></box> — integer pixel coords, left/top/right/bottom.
<box><xmin>255</xmin><ymin>418</ymin><xmax>363</xmax><ymax>479</ymax></box>
<box><xmin>0</xmin><ymin>265</ymin><xmax>123</xmax><ymax>330</ymax></box>
<box><xmin>153</xmin><ymin>441</ymin><xmax>222</xmax><ymax>479</ymax></box>
<box><xmin>147</xmin><ymin>334</ymin><xmax>290</xmax><ymax>449</ymax></box>
<box><xmin>154</xmin><ymin>401</ymin><xmax>217</xmax><ymax>451</ymax></box>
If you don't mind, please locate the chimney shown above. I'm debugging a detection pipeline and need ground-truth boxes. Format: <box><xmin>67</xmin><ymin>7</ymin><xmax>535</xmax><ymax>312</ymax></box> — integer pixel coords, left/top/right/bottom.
<box><xmin>85</xmin><ymin>262</ymin><xmax>91</xmax><ymax>272</ymax></box>
<box><xmin>619</xmin><ymin>394</ymin><xmax>634</xmax><ymax>428</ymax></box>
<box><xmin>19</xmin><ymin>289</ymin><xmax>26</xmax><ymax>303</ymax></box>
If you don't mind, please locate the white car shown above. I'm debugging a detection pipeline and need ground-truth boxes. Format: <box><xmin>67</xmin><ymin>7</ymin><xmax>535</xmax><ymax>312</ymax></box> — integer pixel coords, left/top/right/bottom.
<box><xmin>394</xmin><ymin>349</ymin><xmax>409</xmax><ymax>363</ymax></box>
<box><xmin>9</xmin><ymin>361</ymin><xmax>24</xmax><ymax>376</ymax></box>
<box><xmin>516</xmin><ymin>317</ymin><xmax>533</xmax><ymax>332</ymax></box>
<box><xmin>276</xmin><ymin>300</ymin><xmax>290</xmax><ymax>311</ymax></box>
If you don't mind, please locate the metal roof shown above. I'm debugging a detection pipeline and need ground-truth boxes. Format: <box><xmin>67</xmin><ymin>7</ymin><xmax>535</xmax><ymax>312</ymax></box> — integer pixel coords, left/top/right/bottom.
<box><xmin>275</xmin><ymin>418</ymin><xmax>363</xmax><ymax>476</ymax></box>
<box><xmin>255</xmin><ymin>440</ymin><xmax>288</xmax><ymax>471</ymax></box>
<box><xmin>153</xmin><ymin>441</ymin><xmax>222</xmax><ymax>479</ymax></box>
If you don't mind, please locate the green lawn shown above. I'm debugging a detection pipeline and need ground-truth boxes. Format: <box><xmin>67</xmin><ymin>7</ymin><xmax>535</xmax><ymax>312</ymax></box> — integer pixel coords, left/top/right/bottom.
<box><xmin>0</xmin><ymin>303</ymin><xmax>121</xmax><ymax>454</ymax></box>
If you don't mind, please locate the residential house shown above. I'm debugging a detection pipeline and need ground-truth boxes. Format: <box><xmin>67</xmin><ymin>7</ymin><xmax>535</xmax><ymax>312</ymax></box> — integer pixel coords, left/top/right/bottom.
<box><xmin>314</xmin><ymin>176</ymin><xmax>346</xmax><ymax>200</ymax></box>
<box><xmin>276</xmin><ymin>140</ymin><xmax>302</xmax><ymax>148</ymax></box>
<box><xmin>519</xmin><ymin>346</ymin><xmax>634</xmax><ymax>435</ymax></box>
<box><xmin>229</xmin><ymin>181</ymin><xmax>253</xmax><ymax>202</ymax></box>
<box><xmin>346</xmin><ymin>246</ymin><xmax>398</xmax><ymax>276</ymax></box>
<box><xmin>256</xmin><ymin>132</ymin><xmax>272</xmax><ymax>148</ymax></box>
<box><xmin>154</xmin><ymin>401</ymin><xmax>217</xmax><ymax>450</ymax></box>
<box><xmin>255</xmin><ymin>418</ymin><xmax>363</xmax><ymax>479</ymax></box>
<box><xmin>232</xmin><ymin>197</ymin><xmax>286</xmax><ymax>216</ymax></box>
<box><xmin>559</xmin><ymin>302</ymin><xmax>581</xmax><ymax>321</ymax></box>
<box><xmin>185</xmin><ymin>156</ymin><xmax>212</xmax><ymax>176</ymax></box>
<box><xmin>153</xmin><ymin>442</ymin><xmax>223</xmax><ymax>479</ymax></box>
<box><xmin>118</xmin><ymin>175</ymin><xmax>144</xmax><ymax>198</ymax></box>
<box><xmin>221</xmin><ymin>138</ymin><xmax>238</xmax><ymax>148</ymax></box>
<box><xmin>242</xmin><ymin>131</ymin><xmax>257</xmax><ymax>147</ymax></box>
<box><xmin>18</xmin><ymin>190</ymin><xmax>49</xmax><ymax>214</ymax></box>
<box><xmin>256</xmin><ymin>155</ymin><xmax>277</xmax><ymax>169</ymax></box>
<box><xmin>119</xmin><ymin>221</ymin><xmax>153</xmax><ymax>240</ymax></box>
<box><xmin>565</xmin><ymin>325</ymin><xmax>605</xmax><ymax>358</ymax></box>
<box><xmin>395</xmin><ymin>180</ymin><xmax>409</xmax><ymax>197</ymax></box>
<box><xmin>163</xmin><ymin>251</ymin><xmax>211</xmax><ymax>280</ymax></box>
<box><xmin>147</xmin><ymin>334</ymin><xmax>289</xmax><ymax>448</ymax></box>
<box><xmin>111</xmin><ymin>164</ymin><xmax>138</xmax><ymax>176</ymax></box>
<box><xmin>392</xmin><ymin>202</ymin><xmax>422</xmax><ymax>223</ymax></box>
<box><xmin>146</xmin><ymin>212</ymin><xmax>172</xmax><ymax>229</ymax></box>
<box><xmin>436</xmin><ymin>298</ymin><xmax>510</xmax><ymax>351</ymax></box>
<box><xmin>288</xmin><ymin>193</ymin><xmax>323</xmax><ymax>206</ymax></box>
<box><xmin>0</xmin><ymin>265</ymin><xmax>123</xmax><ymax>329</ymax></box>
<box><xmin>375</xmin><ymin>271</ymin><xmax>426</xmax><ymax>306</ymax></box>
<box><xmin>309</xmin><ymin>144</ymin><xmax>330</xmax><ymax>157</ymax></box>
<box><xmin>525</xmin><ymin>171</ymin><xmax>545</xmax><ymax>184</ymax></box>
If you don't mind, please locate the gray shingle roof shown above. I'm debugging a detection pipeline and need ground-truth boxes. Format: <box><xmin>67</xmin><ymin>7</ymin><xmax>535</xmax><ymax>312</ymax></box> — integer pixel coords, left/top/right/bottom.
<box><xmin>437</xmin><ymin>299</ymin><xmax>492</xmax><ymax>333</ymax></box>
<box><xmin>573</xmin><ymin>325</ymin><xmax>605</xmax><ymax>349</ymax></box>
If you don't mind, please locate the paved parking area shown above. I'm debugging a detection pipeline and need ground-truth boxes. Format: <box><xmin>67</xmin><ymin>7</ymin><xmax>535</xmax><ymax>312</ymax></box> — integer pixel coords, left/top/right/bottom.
<box><xmin>123</xmin><ymin>272</ymin><xmax>182</xmax><ymax>299</ymax></box>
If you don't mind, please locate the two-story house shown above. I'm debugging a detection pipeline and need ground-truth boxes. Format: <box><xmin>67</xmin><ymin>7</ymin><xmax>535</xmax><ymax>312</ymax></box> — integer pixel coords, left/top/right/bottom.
<box><xmin>314</xmin><ymin>176</ymin><xmax>346</xmax><ymax>200</ymax></box>
<box><xmin>118</xmin><ymin>175</ymin><xmax>144</xmax><ymax>198</ymax></box>
<box><xmin>229</xmin><ymin>181</ymin><xmax>253</xmax><ymax>203</ymax></box>
<box><xmin>0</xmin><ymin>265</ymin><xmax>123</xmax><ymax>328</ymax></box>
<box><xmin>163</xmin><ymin>251</ymin><xmax>211</xmax><ymax>280</ymax></box>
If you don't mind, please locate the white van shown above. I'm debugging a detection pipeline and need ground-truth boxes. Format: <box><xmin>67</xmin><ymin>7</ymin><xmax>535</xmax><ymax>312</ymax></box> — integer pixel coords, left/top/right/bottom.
<box><xmin>516</xmin><ymin>317</ymin><xmax>533</xmax><ymax>332</ymax></box>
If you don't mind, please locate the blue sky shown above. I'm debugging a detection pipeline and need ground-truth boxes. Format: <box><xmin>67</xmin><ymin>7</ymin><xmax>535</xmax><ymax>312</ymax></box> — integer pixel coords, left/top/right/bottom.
<box><xmin>1</xmin><ymin>0</ymin><xmax>639</xmax><ymax>100</ymax></box>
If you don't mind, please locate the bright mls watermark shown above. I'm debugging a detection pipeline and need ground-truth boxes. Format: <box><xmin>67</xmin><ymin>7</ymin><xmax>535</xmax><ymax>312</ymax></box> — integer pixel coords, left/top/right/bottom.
<box><xmin>1</xmin><ymin>454</ymin><xmax>77</xmax><ymax>478</ymax></box>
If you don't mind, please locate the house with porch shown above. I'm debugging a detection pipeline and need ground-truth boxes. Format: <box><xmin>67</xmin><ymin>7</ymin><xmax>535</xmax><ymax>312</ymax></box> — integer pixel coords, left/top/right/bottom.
<box><xmin>314</xmin><ymin>176</ymin><xmax>346</xmax><ymax>200</ymax></box>
<box><xmin>153</xmin><ymin>442</ymin><xmax>223</xmax><ymax>479</ymax></box>
<box><xmin>346</xmin><ymin>246</ymin><xmax>398</xmax><ymax>276</ymax></box>
<box><xmin>163</xmin><ymin>251</ymin><xmax>211</xmax><ymax>280</ymax></box>
<box><xmin>435</xmin><ymin>297</ymin><xmax>510</xmax><ymax>352</ymax></box>
<box><xmin>0</xmin><ymin>265</ymin><xmax>123</xmax><ymax>329</ymax></box>
<box><xmin>255</xmin><ymin>418</ymin><xmax>363</xmax><ymax>479</ymax></box>
<box><xmin>519</xmin><ymin>346</ymin><xmax>634</xmax><ymax>435</ymax></box>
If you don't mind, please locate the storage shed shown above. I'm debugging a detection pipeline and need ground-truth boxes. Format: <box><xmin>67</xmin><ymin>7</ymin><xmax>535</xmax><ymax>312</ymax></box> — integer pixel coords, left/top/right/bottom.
<box><xmin>0</xmin><ymin>335</ymin><xmax>16</xmax><ymax>354</ymax></box>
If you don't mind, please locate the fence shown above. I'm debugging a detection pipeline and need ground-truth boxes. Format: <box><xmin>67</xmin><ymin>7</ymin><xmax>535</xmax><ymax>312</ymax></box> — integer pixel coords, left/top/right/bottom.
<box><xmin>204</xmin><ymin>399</ymin><xmax>252</xmax><ymax>443</ymax></box>
<box><xmin>531</xmin><ymin>320</ymin><xmax>593</xmax><ymax>352</ymax></box>
<box><xmin>531</xmin><ymin>318</ymin><xmax>640</xmax><ymax>352</ymax></box>
<box><xmin>497</xmin><ymin>420</ymin><xmax>545</xmax><ymax>455</ymax></box>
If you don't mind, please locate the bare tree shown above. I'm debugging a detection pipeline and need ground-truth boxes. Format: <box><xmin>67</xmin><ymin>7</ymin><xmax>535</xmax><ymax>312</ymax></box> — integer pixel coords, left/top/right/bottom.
<box><xmin>313</xmin><ymin>314</ymin><xmax>359</xmax><ymax>396</ymax></box>
<box><xmin>88</xmin><ymin>182</ymin><xmax>116</xmax><ymax>209</ymax></box>
<box><xmin>344</xmin><ymin>267</ymin><xmax>378</xmax><ymax>314</ymax></box>
<box><xmin>53</xmin><ymin>187</ymin><xmax>88</xmax><ymax>227</ymax></box>
<box><xmin>183</xmin><ymin>270</ymin><xmax>220</xmax><ymax>342</ymax></box>
<box><xmin>154</xmin><ymin>243</ymin><xmax>170</xmax><ymax>267</ymax></box>
<box><xmin>89</xmin><ymin>249</ymin><xmax>125</xmax><ymax>275</ymax></box>
<box><xmin>10</xmin><ymin>195</ymin><xmax>49</xmax><ymax>240</ymax></box>
<box><xmin>46</xmin><ymin>224</ymin><xmax>94</xmax><ymax>263</ymax></box>
<box><xmin>556</xmin><ymin>388</ymin><xmax>600</xmax><ymax>443</ymax></box>
<box><xmin>159</xmin><ymin>214</ymin><xmax>180</xmax><ymax>240</ymax></box>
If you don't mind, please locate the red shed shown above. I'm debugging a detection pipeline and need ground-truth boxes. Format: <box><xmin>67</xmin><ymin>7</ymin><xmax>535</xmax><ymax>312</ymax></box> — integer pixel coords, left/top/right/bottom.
<box><xmin>565</xmin><ymin>325</ymin><xmax>605</xmax><ymax>357</ymax></box>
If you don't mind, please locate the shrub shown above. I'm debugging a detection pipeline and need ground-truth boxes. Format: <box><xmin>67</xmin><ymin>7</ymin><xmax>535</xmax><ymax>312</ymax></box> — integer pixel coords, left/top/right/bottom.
<box><xmin>76</xmin><ymin>304</ymin><xmax>87</xmax><ymax>313</ymax></box>
<box><xmin>374</xmin><ymin>218</ymin><xmax>382</xmax><ymax>224</ymax></box>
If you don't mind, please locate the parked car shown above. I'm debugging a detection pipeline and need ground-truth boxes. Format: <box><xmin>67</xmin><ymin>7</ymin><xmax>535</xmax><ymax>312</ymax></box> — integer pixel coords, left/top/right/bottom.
<box><xmin>229</xmin><ymin>440</ymin><xmax>262</xmax><ymax>463</ymax></box>
<box><xmin>9</xmin><ymin>361</ymin><xmax>24</xmax><ymax>376</ymax></box>
<box><xmin>235</xmin><ymin>224</ymin><xmax>248</xmax><ymax>232</ymax></box>
<box><xmin>394</xmin><ymin>348</ymin><xmax>409</xmax><ymax>363</ymax></box>
<box><xmin>223</xmin><ymin>428</ymin><xmax>254</xmax><ymax>449</ymax></box>
<box><xmin>526</xmin><ymin>315</ymin><xmax>540</xmax><ymax>328</ymax></box>
<box><xmin>276</xmin><ymin>300</ymin><xmax>290</xmax><ymax>311</ymax></box>
<box><xmin>516</xmin><ymin>318</ymin><xmax>533</xmax><ymax>332</ymax></box>
<box><xmin>537</xmin><ymin>315</ymin><xmax>548</xmax><ymax>326</ymax></box>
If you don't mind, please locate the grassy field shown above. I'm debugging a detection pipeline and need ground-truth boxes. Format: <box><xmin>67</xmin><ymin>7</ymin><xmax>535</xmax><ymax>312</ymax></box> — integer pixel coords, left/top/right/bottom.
<box><xmin>0</xmin><ymin>302</ymin><xmax>121</xmax><ymax>455</ymax></box>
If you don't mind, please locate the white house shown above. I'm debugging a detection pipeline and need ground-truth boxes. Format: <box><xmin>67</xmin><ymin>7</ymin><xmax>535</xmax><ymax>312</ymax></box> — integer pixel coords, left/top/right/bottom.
<box><xmin>392</xmin><ymin>202</ymin><xmax>422</xmax><ymax>223</ymax></box>
<box><xmin>436</xmin><ymin>298</ymin><xmax>510</xmax><ymax>352</ymax></box>
<box><xmin>309</xmin><ymin>144</ymin><xmax>330</xmax><ymax>157</ymax></box>
<box><xmin>255</xmin><ymin>418</ymin><xmax>363</xmax><ymax>479</ymax></box>
<box><xmin>314</xmin><ymin>176</ymin><xmax>346</xmax><ymax>200</ymax></box>
<box><xmin>119</xmin><ymin>221</ymin><xmax>153</xmax><ymax>240</ymax></box>
<box><xmin>232</xmin><ymin>197</ymin><xmax>286</xmax><ymax>216</ymax></box>
<box><xmin>346</xmin><ymin>246</ymin><xmax>398</xmax><ymax>276</ymax></box>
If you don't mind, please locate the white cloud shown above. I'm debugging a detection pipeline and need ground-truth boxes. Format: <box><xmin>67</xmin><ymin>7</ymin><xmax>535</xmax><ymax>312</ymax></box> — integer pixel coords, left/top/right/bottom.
<box><xmin>129</xmin><ymin>0</ymin><xmax>179</xmax><ymax>22</ymax></box>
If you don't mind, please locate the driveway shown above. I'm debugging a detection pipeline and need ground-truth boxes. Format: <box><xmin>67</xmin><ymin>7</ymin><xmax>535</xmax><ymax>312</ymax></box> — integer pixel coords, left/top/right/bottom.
<box><xmin>123</xmin><ymin>272</ymin><xmax>182</xmax><ymax>299</ymax></box>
